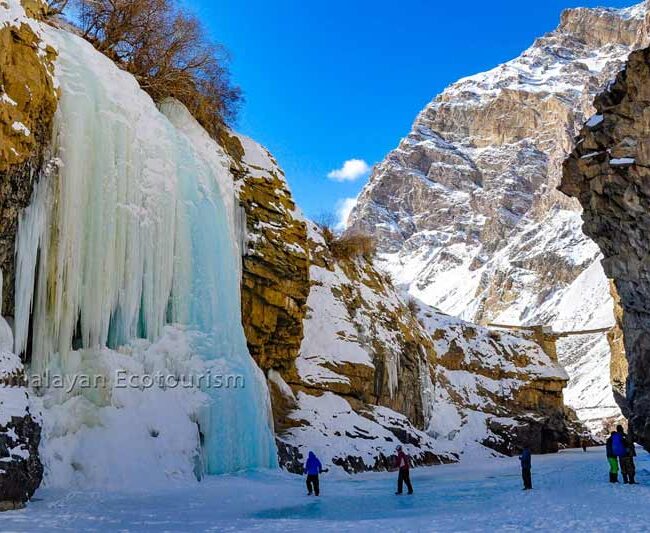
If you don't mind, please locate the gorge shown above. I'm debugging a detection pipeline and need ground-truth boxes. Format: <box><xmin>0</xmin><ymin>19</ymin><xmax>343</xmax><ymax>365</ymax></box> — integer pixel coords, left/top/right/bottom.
<box><xmin>1</xmin><ymin>0</ymin><xmax>649</xmax><ymax>515</ymax></box>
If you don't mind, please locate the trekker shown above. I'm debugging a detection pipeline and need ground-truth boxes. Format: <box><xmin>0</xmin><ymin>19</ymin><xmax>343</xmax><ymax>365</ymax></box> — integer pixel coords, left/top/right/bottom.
<box><xmin>580</xmin><ymin>432</ymin><xmax>589</xmax><ymax>452</ymax></box>
<box><xmin>519</xmin><ymin>447</ymin><xmax>532</xmax><ymax>490</ymax></box>
<box><xmin>617</xmin><ymin>426</ymin><xmax>637</xmax><ymax>485</ymax></box>
<box><xmin>394</xmin><ymin>445</ymin><xmax>413</xmax><ymax>495</ymax></box>
<box><xmin>304</xmin><ymin>451</ymin><xmax>323</xmax><ymax>496</ymax></box>
<box><xmin>606</xmin><ymin>431</ymin><xmax>619</xmax><ymax>483</ymax></box>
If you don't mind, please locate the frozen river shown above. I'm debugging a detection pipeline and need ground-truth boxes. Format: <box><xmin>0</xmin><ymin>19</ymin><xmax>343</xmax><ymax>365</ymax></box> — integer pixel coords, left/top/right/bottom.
<box><xmin>2</xmin><ymin>447</ymin><xmax>648</xmax><ymax>532</ymax></box>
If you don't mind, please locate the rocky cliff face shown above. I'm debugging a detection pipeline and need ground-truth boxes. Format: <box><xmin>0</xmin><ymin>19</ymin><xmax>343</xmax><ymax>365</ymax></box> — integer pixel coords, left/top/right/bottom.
<box><xmin>348</xmin><ymin>3</ymin><xmax>648</xmax><ymax>433</ymax></box>
<box><xmin>608</xmin><ymin>282</ymin><xmax>629</xmax><ymax>416</ymax></box>
<box><xmin>279</xmin><ymin>224</ymin><xmax>579</xmax><ymax>469</ymax></box>
<box><xmin>0</xmin><ymin>0</ymin><xmax>53</xmax><ymax>508</ymax></box>
<box><xmin>226</xmin><ymin>134</ymin><xmax>578</xmax><ymax>471</ymax></box>
<box><xmin>0</xmin><ymin>326</ymin><xmax>42</xmax><ymax>510</ymax></box>
<box><xmin>0</xmin><ymin>0</ymin><xmax>57</xmax><ymax>317</ymax></box>
<box><xmin>226</xmin><ymin>138</ymin><xmax>450</xmax><ymax>469</ymax></box>
<box><xmin>561</xmin><ymin>43</ymin><xmax>650</xmax><ymax>448</ymax></box>
<box><xmin>220</xmin><ymin>131</ymin><xmax>310</xmax><ymax>375</ymax></box>
<box><xmin>420</xmin><ymin>310</ymin><xmax>582</xmax><ymax>456</ymax></box>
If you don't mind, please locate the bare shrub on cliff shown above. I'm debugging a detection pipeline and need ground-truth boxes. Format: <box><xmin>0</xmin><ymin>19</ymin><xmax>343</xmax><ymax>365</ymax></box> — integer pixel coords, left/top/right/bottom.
<box><xmin>330</xmin><ymin>232</ymin><xmax>376</xmax><ymax>262</ymax></box>
<box><xmin>71</xmin><ymin>0</ymin><xmax>241</xmax><ymax>133</ymax></box>
<box><xmin>406</xmin><ymin>296</ymin><xmax>419</xmax><ymax>316</ymax></box>
<box><xmin>314</xmin><ymin>213</ymin><xmax>375</xmax><ymax>261</ymax></box>
<box><xmin>314</xmin><ymin>212</ymin><xmax>336</xmax><ymax>246</ymax></box>
<box><xmin>47</xmin><ymin>0</ymin><xmax>69</xmax><ymax>14</ymax></box>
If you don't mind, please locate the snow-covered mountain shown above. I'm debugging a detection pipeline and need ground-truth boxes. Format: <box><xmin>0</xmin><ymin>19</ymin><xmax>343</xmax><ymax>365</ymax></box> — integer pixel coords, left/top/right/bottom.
<box><xmin>348</xmin><ymin>2</ymin><xmax>649</xmax><ymax>433</ymax></box>
<box><xmin>276</xmin><ymin>221</ymin><xmax>578</xmax><ymax>470</ymax></box>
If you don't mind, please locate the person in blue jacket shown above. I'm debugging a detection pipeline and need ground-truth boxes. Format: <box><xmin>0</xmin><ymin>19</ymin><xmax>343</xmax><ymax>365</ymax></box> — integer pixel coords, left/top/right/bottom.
<box><xmin>519</xmin><ymin>447</ymin><xmax>532</xmax><ymax>490</ymax></box>
<box><xmin>304</xmin><ymin>451</ymin><xmax>323</xmax><ymax>496</ymax></box>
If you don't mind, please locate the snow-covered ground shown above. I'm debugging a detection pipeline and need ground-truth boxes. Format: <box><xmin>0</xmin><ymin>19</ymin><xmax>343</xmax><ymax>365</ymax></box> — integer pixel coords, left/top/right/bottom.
<box><xmin>3</xmin><ymin>447</ymin><xmax>648</xmax><ymax>531</ymax></box>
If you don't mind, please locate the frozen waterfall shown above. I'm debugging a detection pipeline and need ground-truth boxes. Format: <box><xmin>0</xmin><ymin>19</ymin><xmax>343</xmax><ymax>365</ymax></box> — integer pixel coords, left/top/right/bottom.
<box><xmin>14</xmin><ymin>27</ymin><xmax>277</xmax><ymax>480</ymax></box>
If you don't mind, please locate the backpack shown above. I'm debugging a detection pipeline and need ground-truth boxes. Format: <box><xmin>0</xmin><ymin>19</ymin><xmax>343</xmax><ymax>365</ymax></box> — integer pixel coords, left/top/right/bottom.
<box><xmin>612</xmin><ymin>433</ymin><xmax>626</xmax><ymax>457</ymax></box>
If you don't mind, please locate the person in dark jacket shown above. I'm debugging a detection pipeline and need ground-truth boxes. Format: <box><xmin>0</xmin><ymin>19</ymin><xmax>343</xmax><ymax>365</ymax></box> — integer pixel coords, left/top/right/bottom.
<box><xmin>519</xmin><ymin>447</ymin><xmax>532</xmax><ymax>490</ymax></box>
<box><xmin>606</xmin><ymin>431</ymin><xmax>619</xmax><ymax>483</ymax></box>
<box><xmin>617</xmin><ymin>426</ymin><xmax>637</xmax><ymax>484</ymax></box>
<box><xmin>304</xmin><ymin>451</ymin><xmax>323</xmax><ymax>496</ymax></box>
<box><xmin>394</xmin><ymin>445</ymin><xmax>413</xmax><ymax>495</ymax></box>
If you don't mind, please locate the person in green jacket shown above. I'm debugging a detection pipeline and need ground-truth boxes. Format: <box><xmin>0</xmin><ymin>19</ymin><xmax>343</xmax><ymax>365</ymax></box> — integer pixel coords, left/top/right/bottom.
<box><xmin>606</xmin><ymin>431</ymin><xmax>619</xmax><ymax>483</ymax></box>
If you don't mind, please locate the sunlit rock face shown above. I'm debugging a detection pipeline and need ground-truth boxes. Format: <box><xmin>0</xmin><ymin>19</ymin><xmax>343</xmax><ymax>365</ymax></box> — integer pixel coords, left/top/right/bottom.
<box><xmin>0</xmin><ymin>0</ymin><xmax>54</xmax><ymax>507</ymax></box>
<box><xmin>221</xmin><ymin>131</ymin><xmax>311</xmax><ymax>376</ymax></box>
<box><xmin>266</xmin><ymin>219</ymin><xmax>577</xmax><ymax>472</ymax></box>
<box><xmin>0</xmin><ymin>0</ymin><xmax>57</xmax><ymax>317</ymax></box>
<box><xmin>348</xmin><ymin>3</ymin><xmax>649</xmax><ymax>434</ymax></box>
<box><xmin>562</xmin><ymin>42</ymin><xmax>650</xmax><ymax>449</ymax></box>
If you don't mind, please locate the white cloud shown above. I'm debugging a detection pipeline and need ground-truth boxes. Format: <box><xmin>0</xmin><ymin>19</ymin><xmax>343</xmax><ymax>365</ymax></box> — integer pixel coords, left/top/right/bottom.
<box><xmin>335</xmin><ymin>197</ymin><xmax>358</xmax><ymax>231</ymax></box>
<box><xmin>327</xmin><ymin>159</ymin><xmax>371</xmax><ymax>182</ymax></box>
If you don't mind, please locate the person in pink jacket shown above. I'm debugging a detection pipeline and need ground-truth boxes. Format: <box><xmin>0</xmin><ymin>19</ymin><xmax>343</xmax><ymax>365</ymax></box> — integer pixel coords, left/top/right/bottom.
<box><xmin>394</xmin><ymin>445</ymin><xmax>413</xmax><ymax>495</ymax></box>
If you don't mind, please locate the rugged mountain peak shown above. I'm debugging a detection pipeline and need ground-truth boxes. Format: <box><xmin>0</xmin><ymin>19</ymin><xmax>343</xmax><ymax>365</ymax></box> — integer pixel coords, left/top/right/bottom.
<box><xmin>559</xmin><ymin>3</ymin><xmax>647</xmax><ymax>48</ymax></box>
<box><xmin>347</xmin><ymin>2</ymin><xmax>645</xmax><ymax>433</ymax></box>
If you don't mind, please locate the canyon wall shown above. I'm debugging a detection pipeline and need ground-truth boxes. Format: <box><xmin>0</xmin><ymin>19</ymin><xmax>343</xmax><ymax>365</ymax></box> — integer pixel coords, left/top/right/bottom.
<box><xmin>0</xmin><ymin>0</ymin><xmax>53</xmax><ymax>508</ymax></box>
<box><xmin>0</xmin><ymin>0</ymin><xmax>57</xmax><ymax>316</ymax></box>
<box><xmin>561</xmin><ymin>43</ymin><xmax>650</xmax><ymax>448</ymax></box>
<box><xmin>231</xmin><ymin>138</ymin><xmax>581</xmax><ymax>471</ymax></box>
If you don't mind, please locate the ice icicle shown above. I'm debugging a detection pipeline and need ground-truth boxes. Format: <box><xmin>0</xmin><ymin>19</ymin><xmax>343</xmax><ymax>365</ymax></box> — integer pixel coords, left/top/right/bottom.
<box><xmin>15</xmin><ymin>28</ymin><xmax>277</xmax><ymax>474</ymax></box>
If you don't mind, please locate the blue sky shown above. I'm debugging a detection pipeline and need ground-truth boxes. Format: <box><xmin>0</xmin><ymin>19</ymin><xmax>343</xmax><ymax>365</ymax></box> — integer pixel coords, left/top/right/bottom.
<box><xmin>192</xmin><ymin>0</ymin><xmax>635</xmax><ymax>222</ymax></box>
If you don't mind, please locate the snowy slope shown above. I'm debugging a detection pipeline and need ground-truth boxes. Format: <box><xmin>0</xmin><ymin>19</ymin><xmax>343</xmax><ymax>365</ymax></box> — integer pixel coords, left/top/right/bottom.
<box><xmin>278</xmin><ymin>222</ymin><xmax>453</xmax><ymax>471</ymax></box>
<box><xmin>419</xmin><ymin>306</ymin><xmax>574</xmax><ymax>457</ymax></box>
<box><xmin>276</xmin><ymin>221</ymin><xmax>577</xmax><ymax>471</ymax></box>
